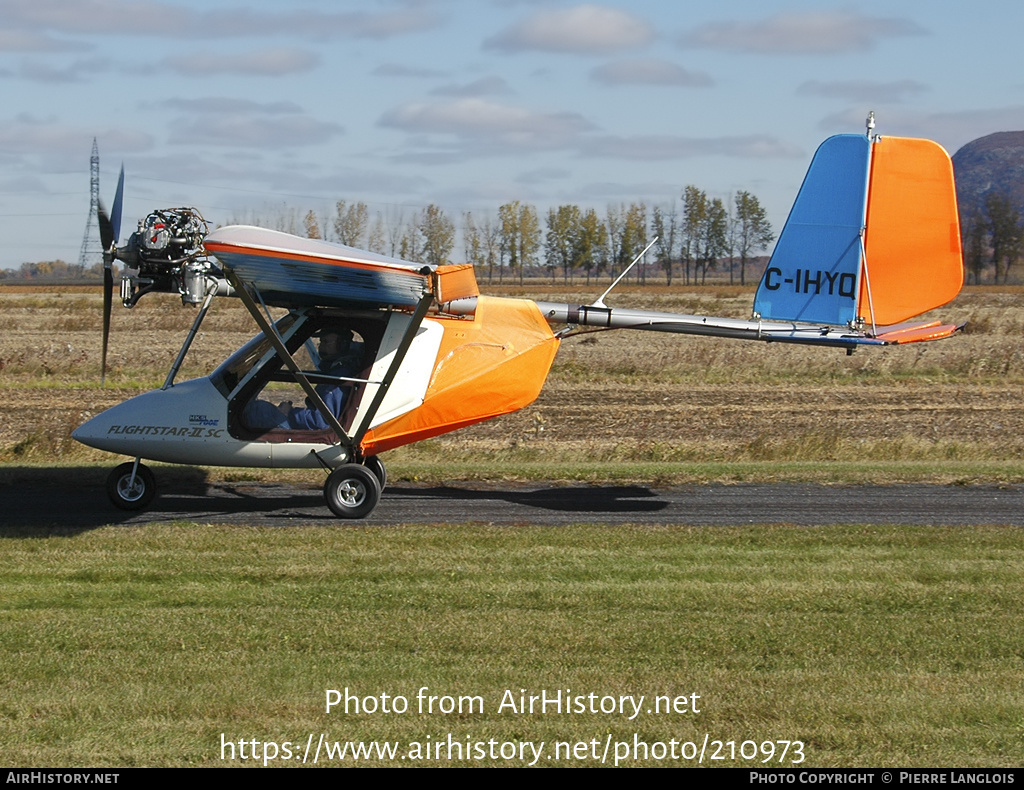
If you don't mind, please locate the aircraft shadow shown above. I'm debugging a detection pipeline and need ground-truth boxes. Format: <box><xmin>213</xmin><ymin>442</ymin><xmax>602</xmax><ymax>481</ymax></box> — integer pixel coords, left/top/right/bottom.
<box><xmin>0</xmin><ymin>466</ymin><xmax>668</xmax><ymax>532</ymax></box>
<box><xmin>386</xmin><ymin>485</ymin><xmax>669</xmax><ymax>514</ymax></box>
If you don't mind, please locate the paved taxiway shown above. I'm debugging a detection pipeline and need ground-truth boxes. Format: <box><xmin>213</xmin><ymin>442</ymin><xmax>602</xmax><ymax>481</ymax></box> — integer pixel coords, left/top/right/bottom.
<box><xmin>4</xmin><ymin>479</ymin><xmax>1024</xmax><ymax>529</ymax></box>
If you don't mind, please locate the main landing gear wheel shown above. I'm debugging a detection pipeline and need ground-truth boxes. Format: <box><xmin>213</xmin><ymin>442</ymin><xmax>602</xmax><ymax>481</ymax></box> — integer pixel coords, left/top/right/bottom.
<box><xmin>324</xmin><ymin>463</ymin><xmax>381</xmax><ymax>519</ymax></box>
<box><xmin>363</xmin><ymin>455</ymin><xmax>387</xmax><ymax>491</ymax></box>
<box><xmin>106</xmin><ymin>462</ymin><xmax>156</xmax><ymax>511</ymax></box>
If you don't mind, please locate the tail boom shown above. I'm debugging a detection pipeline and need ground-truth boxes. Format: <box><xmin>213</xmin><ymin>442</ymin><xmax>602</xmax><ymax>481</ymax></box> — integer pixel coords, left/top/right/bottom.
<box><xmin>531</xmin><ymin>301</ymin><xmax>962</xmax><ymax>349</ymax></box>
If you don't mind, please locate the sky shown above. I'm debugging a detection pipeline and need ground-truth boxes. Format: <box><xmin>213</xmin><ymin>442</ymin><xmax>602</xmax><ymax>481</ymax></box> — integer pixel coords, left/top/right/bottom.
<box><xmin>3</xmin><ymin>0</ymin><xmax>1024</xmax><ymax>269</ymax></box>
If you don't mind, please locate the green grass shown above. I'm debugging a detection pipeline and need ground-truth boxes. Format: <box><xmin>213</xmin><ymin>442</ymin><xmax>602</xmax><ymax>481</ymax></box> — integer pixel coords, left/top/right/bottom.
<box><xmin>1</xmin><ymin>523</ymin><xmax>1021</xmax><ymax>767</ymax></box>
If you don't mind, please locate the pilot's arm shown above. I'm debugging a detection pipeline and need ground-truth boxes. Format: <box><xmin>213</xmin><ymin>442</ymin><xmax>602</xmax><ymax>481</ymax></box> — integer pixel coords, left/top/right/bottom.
<box><xmin>284</xmin><ymin>384</ymin><xmax>346</xmax><ymax>430</ymax></box>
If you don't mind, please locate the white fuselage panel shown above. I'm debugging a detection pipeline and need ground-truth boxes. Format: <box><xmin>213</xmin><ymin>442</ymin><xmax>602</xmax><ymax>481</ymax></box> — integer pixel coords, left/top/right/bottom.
<box><xmin>72</xmin><ymin>378</ymin><xmax>349</xmax><ymax>468</ymax></box>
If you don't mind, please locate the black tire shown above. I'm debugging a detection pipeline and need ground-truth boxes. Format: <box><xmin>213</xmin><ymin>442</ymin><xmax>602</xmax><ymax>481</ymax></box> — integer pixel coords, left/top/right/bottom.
<box><xmin>363</xmin><ymin>455</ymin><xmax>387</xmax><ymax>492</ymax></box>
<box><xmin>324</xmin><ymin>464</ymin><xmax>381</xmax><ymax>519</ymax></box>
<box><xmin>106</xmin><ymin>462</ymin><xmax>156</xmax><ymax>511</ymax></box>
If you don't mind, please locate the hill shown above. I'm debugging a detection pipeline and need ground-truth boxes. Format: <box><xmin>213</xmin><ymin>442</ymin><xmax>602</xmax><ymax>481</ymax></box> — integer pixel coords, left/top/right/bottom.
<box><xmin>951</xmin><ymin>130</ymin><xmax>1024</xmax><ymax>219</ymax></box>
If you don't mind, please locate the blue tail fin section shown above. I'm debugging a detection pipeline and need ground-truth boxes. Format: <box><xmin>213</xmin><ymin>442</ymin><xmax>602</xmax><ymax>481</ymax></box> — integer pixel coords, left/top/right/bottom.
<box><xmin>754</xmin><ymin>134</ymin><xmax>871</xmax><ymax>326</ymax></box>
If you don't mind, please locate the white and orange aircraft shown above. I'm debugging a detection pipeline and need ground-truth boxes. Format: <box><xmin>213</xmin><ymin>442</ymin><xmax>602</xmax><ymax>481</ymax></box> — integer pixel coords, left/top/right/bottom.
<box><xmin>73</xmin><ymin>123</ymin><xmax>965</xmax><ymax>518</ymax></box>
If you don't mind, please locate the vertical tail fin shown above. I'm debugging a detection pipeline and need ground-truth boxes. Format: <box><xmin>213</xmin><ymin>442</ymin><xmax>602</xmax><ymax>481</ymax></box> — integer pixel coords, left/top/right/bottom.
<box><xmin>754</xmin><ymin>133</ymin><xmax>963</xmax><ymax>327</ymax></box>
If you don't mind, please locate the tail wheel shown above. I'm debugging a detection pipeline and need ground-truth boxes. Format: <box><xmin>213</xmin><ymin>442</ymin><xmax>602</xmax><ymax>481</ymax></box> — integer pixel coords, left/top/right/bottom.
<box><xmin>324</xmin><ymin>464</ymin><xmax>381</xmax><ymax>519</ymax></box>
<box><xmin>106</xmin><ymin>462</ymin><xmax>156</xmax><ymax>511</ymax></box>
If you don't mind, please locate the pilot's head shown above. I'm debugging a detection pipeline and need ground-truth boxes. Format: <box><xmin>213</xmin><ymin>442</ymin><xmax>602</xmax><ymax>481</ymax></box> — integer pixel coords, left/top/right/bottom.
<box><xmin>318</xmin><ymin>329</ymin><xmax>353</xmax><ymax>362</ymax></box>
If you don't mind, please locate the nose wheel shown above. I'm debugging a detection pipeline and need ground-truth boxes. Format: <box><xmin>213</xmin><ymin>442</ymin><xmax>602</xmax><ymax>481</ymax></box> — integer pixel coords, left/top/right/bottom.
<box><xmin>106</xmin><ymin>461</ymin><xmax>156</xmax><ymax>511</ymax></box>
<box><xmin>324</xmin><ymin>464</ymin><xmax>381</xmax><ymax>519</ymax></box>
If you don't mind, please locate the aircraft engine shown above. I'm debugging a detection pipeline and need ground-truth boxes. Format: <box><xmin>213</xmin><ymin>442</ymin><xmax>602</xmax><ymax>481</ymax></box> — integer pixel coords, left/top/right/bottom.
<box><xmin>114</xmin><ymin>207</ymin><xmax>231</xmax><ymax>307</ymax></box>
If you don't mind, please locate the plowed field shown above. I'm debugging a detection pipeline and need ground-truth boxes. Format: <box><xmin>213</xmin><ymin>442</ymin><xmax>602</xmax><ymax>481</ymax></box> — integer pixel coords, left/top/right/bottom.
<box><xmin>2</xmin><ymin>284</ymin><xmax>1022</xmax><ymax>471</ymax></box>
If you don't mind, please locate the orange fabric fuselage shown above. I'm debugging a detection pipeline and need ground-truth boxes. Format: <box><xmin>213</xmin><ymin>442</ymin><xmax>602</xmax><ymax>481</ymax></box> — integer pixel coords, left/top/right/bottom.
<box><xmin>361</xmin><ymin>296</ymin><xmax>560</xmax><ymax>455</ymax></box>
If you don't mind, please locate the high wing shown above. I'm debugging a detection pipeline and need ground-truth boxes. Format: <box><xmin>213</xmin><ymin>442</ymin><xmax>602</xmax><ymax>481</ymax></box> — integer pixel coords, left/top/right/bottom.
<box><xmin>204</xmin><ymin>225</ymin><xmax>476</xmax><ymax>309</ymax></box>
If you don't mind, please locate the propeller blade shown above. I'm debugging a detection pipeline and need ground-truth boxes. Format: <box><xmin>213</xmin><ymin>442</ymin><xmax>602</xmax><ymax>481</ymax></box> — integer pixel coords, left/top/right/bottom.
<box><xmin>97</xmin><ymin>198</ymin><xmax>116</xmax><ymax>385</ymax></box>
<box><xmin>110</xmin><ymin>165</ymin><xmax>124</xmax><ymax>244</ymax></box>
<box><xmin>102</xmin><ymin>265</ymin><xmax>112</xmax><ymax>385</ymax></box>
<box><xmin>98</xmin><ymin>199</ymin><xmax>114</xmax><ymax>254</ymax></box>
<box><xmin>97</xmin><ymin>166</ymin><xmax>124</xmax><ymax>385</ymax></box>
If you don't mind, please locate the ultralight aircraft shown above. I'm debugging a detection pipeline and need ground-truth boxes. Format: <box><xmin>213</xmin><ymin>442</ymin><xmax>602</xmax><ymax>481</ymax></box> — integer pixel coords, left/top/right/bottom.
<box><xmin>73</xmin><ymin>119</ymin><xmax>965</xmax><ymax>518</ymax></box>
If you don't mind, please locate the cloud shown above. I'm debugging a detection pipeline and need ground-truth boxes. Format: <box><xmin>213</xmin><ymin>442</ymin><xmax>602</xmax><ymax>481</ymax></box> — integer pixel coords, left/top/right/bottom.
<box><xmin>679</xmin><ymin>12</ymin><xmax>925</xmax><ymax>55</ymax></box>
<box><xmin>161</xmin><ymin>98</ymin><xmax>306</xmax><ymax>115</ymax></box>
<box><xmin>378</xmin><ymin>98</ymin><xmax>594</xmax><ymax>152</ymax></box>
<box><xmin>0</xmin><ymin>28</ymin><xmax>92</xmax><ymax>53</ymax></box>
<box><xmin>580</xmin><ymin>134</ymin><xmax>804</xmax><ymax>161</ymax></box>
<box><xmin>163</xmin><ymin>48</ymin><xmax>319</xmax><ymax>77</ymax></box>
<box><xmin>591</xmin><ymin>59</ymin><xmax>713</xmax><ymax>88</ymax></box>
<box><xmin>517</xmin><ymin>167</ymin><xmax>572</xmax><ymax>185</ymax></box>
<box><xmin>168</xmin><ymin>115</ymin><xmax>343</xmax><ymax>148</ymax></box>
<box><xmin>373</xmin><ymin>63</ymin><xmax>448</xmax><ymax>79</ymax></box>
<box><xmin>797</xmin><ymin>79</ymin><xmax>928</xmax><ymax>104</ymax></box>
<box><xmin>1</xmin><ymin>56</ymin><xmax>111</xmax><ymax>83</ymax></box>
<box><xmin>485</xmin><ymin>4</ymin><xmax>654</xmax><ymax>55</ymax></box>
<box><xmin>162</xmin><ymin>99</ymin><xmax>343</xmax><ymax>148</ymax></box>
<box><xmin>0</xmin><ymin>114</ymin><xmax>153</xmax><ymax>160</ymax></box>
<box><xmin>2</xmin><ymin>0</ymin><xmax>443</xmax><ymax>41</ymax></box>
<box><xmin>432</xmin><ymin>76</ymin><xmax>513</xmax><ymax>97</ymax></box>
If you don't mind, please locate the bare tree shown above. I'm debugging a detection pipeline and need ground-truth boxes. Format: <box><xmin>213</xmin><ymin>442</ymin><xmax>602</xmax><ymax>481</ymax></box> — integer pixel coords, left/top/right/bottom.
<box><xmin>546</xmin><ymin>205</ymin><xmax>581</xmax><ymax>284</ymax></box>
<box><xmin>367</xmin><ymin>213</ymin><xmax>387</xmax><ymax>255</ymax></box>
<box><xmin>334</xmin><ymin>200</ymin><xmax>369</xmax><ymax>247</ymax></box>
<box><xmin>733</xmin><ymin>191</ymin><xmax>774</xmax><ymax>286</ymax></box>
<box><xmin>961</xmin><ymin>207</ymin><xmax>987</xmax><ymax>284</ymax></box>
<box><xmin>303</xmin><ymin>210</ymin><xmax>321</xmax><ymax>239</ymax></box>
<box><xmin>419</xmin><ymin>204</ymin><xmax>455</xmax><ymax>267</ymax></box>
<box><xmin>651</xmin><ymin>204</ymin><xmax>678</xmax><ymax>285</ymax></box>
<box><xmin>985</xmin><ymin>191</ymin><xmax>1023</xmax><ymax>284</ymax></box>
<box><xmin>681</xmin><ymin>186</ymin><xmax>705</xmax><ymax>285</ymax></box>
<box><xmin>578</xmin><ymin>208</ymin><xmax>608</xmax><ymax>285</ymax></box>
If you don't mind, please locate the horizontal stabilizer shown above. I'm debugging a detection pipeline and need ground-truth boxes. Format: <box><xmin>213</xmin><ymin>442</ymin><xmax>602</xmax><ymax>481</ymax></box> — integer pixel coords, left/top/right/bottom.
<box><xmin>871</xmin><ymin>321</ymin><xmax>964</xmax><ymax>344</ymax></box>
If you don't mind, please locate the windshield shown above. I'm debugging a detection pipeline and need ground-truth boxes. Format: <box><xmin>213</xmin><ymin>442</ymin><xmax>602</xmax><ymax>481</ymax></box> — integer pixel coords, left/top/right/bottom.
<box><xmin>210</xmin><ymin>313</ymin><xmax>301</xmax><ymax>398</ymax></box>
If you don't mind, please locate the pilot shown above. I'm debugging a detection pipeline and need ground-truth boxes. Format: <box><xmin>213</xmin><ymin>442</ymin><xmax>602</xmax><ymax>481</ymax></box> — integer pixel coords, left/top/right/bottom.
<box><xmin>281</xmin><ymin>329</ymin><xmax>362</xmax><ymax>430</ymax></box>
<box><xmin>242</xmin><ymin>328</ymin><xmax>362</xmax><ymax>432</ymax></box>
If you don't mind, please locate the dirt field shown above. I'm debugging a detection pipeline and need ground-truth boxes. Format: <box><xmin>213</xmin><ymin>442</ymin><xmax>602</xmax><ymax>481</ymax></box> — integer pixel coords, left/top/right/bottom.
<box><xmin>2</xmin><ymin>284</ymin><xmax>1023</xmax><ymax>470</ymax></box>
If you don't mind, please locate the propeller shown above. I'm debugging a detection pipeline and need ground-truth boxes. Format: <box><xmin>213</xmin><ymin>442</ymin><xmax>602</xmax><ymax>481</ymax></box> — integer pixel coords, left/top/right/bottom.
<box><xmin>98</xmin><ymin>165</ymin><xmax>124</xmax><ymax>385</ymax></box>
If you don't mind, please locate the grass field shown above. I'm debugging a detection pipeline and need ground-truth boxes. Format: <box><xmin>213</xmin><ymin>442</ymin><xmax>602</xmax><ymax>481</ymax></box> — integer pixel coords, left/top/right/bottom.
<box><xmin>2</xmin><ymin>523</ymin><xmax>1021</xmax><ymax>767</ymax></box>
<box><xmin>1</xmin><ymin>284</ymin><xmax>1022</xmax><ymax>768</ymax></box>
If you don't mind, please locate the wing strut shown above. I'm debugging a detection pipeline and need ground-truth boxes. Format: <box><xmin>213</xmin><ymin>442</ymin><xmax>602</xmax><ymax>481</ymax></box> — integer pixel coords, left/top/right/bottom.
<box><xmin>228</xmin><ymin>272</ymin><xmax>353</xmax><ymax>453</ymax></box>
<box><xmin>162</xmin><ymin>282</ymin><xmax>218</xmax><ymax>390</ymax></box>
<box><xmin>350</xmin><ymin>292</ymin><xmax>435</xmax><ymax>451</ymax></box>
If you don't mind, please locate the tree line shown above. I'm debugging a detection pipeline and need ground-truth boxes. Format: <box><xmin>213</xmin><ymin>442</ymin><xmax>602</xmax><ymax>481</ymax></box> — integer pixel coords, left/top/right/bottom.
<box><xmin>961</xmin><ymin>191</ymin><xmax>1024</xmax><ymax>285</ymax></box>
<box><xmin>11</xmin><ymin>189</ymin><xmax>1024</xmax><ymax>287</ymax></box>
<box><xmin>0</xmin><ymin>259</ymin><xmax>105</xmax><ymax>281</ymax></box>
<box><xmin>3</xmin><ymin>191</ymin><xmax>773</xmax><ymax>285</ymax></box>
<box><xmin>269</xmin><ymin>188</ymin><xmax>775</xmax><ymax>286</ymax></box>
